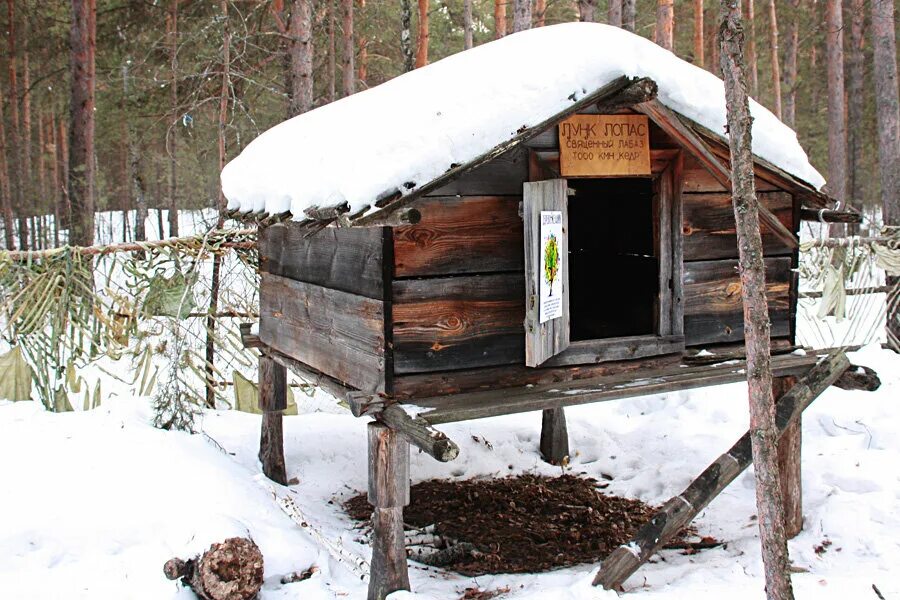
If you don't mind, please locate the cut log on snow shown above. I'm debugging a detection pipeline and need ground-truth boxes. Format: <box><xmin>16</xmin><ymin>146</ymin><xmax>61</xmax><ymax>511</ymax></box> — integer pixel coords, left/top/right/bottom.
<box><xmin>834</xmin><ymin>364</ymin><xmax>881</xmax><ymax>391</ymax></box>
<box><xmin>164</xmin><ymin>537</ymin><xmax>264</xmax><ymax>600</ymax></box>
<box><xmin>592</xmin><ymin>351</ymin><xmax>850</xmax><ymax>590</ymax></box>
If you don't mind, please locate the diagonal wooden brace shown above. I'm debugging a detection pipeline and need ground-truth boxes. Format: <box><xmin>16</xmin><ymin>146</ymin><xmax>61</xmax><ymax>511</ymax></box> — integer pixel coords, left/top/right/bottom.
<box><xmin>592</xmin><ymin>351</ymin><xmax>851</xmax><ymax>590</ymax></box>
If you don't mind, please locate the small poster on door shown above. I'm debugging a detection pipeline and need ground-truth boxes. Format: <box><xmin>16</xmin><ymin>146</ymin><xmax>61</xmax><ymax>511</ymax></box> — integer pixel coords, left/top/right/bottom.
<box><xmin>539</xmin><ymin>211</ymin><xmax>563</xmax><ymax>324</ymax></box>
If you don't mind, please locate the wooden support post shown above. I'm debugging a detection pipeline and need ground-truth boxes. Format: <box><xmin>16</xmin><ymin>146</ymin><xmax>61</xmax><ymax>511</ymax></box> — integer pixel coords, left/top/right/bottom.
<box><xmin>367</xmin><ymin>422</ymin><xmax>411</xmax><ymax>600</ymax></box>
<box><xmin>258</xmin><ymin>355</ymin><xmax>288</xmax><ymax>485</ymax></box>
<box><xmin>540</xmin><ymin>407</ymin><xmax>570</xmax><ymax>464</ymax></box>
<box><xmin>774</xmin><ymin>375</ymin><xmax>802</xmax><ymax>538</ymax></box>
<box><xmin>592</xmin><ymin>351</ymin><xmax>850</xmax><ymax>590</ymax></box>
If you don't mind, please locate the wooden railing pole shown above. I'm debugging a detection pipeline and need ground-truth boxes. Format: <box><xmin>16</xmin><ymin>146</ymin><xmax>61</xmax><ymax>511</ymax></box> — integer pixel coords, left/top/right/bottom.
<box><xmin>258</xmin><ymin>355</ymin><xmax>288</xmax><ymax>485</ymax></box>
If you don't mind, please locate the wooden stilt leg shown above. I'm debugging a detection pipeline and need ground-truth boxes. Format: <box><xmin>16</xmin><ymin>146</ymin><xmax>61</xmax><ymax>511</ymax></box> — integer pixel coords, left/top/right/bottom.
<box><xmin>258</xmin><ymin>355</ymin><xmax>287</xmax><ymax>485</ymax></box>
<box><xmin>540</xmin><ymin>407</ymin><xmax>570</xmax><ymax>464</ymax></box>
<box><xmin>367</xmin><ymin>422</ymin><xmax>410</xmax><ymax>600</ymax></box>
<box><xmin>775</xmin><ymin>375</ymin><xmax>802</xmax><ymax>538</ymax></box>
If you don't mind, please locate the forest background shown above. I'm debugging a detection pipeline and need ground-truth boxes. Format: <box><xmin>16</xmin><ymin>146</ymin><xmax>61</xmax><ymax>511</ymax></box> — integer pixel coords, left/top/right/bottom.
<box><xmin>0</xmin><ymin>0</ymin><xmax>897</xmax><ymax>251</ymax></box>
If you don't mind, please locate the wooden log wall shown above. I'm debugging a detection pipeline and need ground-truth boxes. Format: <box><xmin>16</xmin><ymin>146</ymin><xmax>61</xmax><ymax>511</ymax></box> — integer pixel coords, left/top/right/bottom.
<box><xmin>680</xmin><ymin>152</ymin><xmax>798</xmax><ymax>346</ymax></box>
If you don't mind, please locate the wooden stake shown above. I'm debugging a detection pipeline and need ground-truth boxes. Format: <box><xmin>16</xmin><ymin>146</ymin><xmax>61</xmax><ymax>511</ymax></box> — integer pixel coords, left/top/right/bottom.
<box><xmin>258</xmin><ymin>355</ymin><xmax>288</xmax><ymax>485</ymax></box>
<box><xmin>592</xmin><ymin>351</ymin><xmax>850</xmax><ymax>590</ymax></box>
<box><xmin>367</xmin><ymin>422</ymin><xmax>410</xmax><ymax>600</ymax></box>
<box><xmin>540</xmin><ymin>408</ymin><xmax>569</xmax><ymax>464</ymax></box>
<box><xmin>774</xmin><ymin>375</ymin><xmax>802</xmax><ymax>538</ymax></box>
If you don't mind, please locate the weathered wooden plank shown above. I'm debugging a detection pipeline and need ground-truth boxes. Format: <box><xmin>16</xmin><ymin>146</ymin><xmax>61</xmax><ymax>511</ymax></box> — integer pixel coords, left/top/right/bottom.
<box><xmin>523</xmin><ymin>179</ymin><xmax>570</xmax><ymax>367</ymax></box>
<box><xmin>260</xmin><ymin>222</ymin><xmax>388</xmax><ymax>300</ymax></box>
<box><xmin>681</xmin><ymin>153</ymin><xmax>778</xmax><ymax>192</ymax></box>
<box><xmin>258</xmin><ymin>355</ymin><xmax>287</xmax><ymax>485</ymax></box>
<box><xmin>392</xmin><ymin>273</ymin><xmax>525</xmax><ymax>373</ymax></box>
<box><xmin>683</xmin><ymin>257</ymin><xmax>792</xmax><ymax>346</ymax></box>
<box><xmin>410</xmin><ymin>353</ymin><xmax>822</xmax><ymax>425</ymax></box>
<box><xmin>542</xmin><ymin>335</ymin><xmax>684</xmax><ymax>367</ymax></box>
<box><xmin>683</xmin><ymin>191</ymin><xmax>794</xmax><ymax>260</ymax></box>
<box><xmin>393</xmin><ymin>196</ymin><xmax>523</xmax><ymax>277</ymax></box>
<box><xmin>427</xmin><ymin>146</ymin><xmax>529</xmax><ymax>196</ymax></box>
<box><xmin>592</xmin><ymin>353</ymin><xmax>850</xmax><ymax>590</ymax></box>
<box><xmin>774</xmin><ymin>375</ymin><xmax>803</xmax><ymax>538</ymax></box>
<box><xmin>259</xmin><ymin>273</ymin><xmax>387</xmax><ymax>393</ymax></box>
<box><xmin>392</xmin><ymin>352</ymin><xmax>685</xmax><ymax>400</ymax></box>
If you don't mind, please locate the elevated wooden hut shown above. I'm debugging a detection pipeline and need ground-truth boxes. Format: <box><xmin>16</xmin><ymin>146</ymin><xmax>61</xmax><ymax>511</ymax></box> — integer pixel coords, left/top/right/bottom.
<box><xmin>225</xmin><ymin>23</ymin><xmax>861</xmax><ymax>599</ymax></box>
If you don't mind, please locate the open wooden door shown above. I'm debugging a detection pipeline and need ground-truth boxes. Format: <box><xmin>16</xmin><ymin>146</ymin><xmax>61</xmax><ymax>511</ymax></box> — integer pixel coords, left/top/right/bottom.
<box><xmin>523</xmin><ymin>179</ymin><xmax>570</xmax><ymax>367</ymax></box>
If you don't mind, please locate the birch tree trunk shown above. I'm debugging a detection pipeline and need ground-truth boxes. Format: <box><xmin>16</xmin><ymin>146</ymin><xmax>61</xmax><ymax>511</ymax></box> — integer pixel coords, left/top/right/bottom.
<box><xmin>288</xmin><ymin>0</ymin><xmax>314</xmax><ymax>117</ymax></box>
<box><xmin>495</xmin><ymin>0</ymin><xmax>507</xmax><ymax>37</ymax></box>
<box><xmin>609</xmin><ymin>0</ymin><xmax>623</xmax><ymax>28</ymax></box>
<box><xmin>577</xmin><ymin>0</ymin><xmax>596</xmax><ymax>23</ymax></box>
<box><xmin>68</xmin><ymin>0</ymin><xmax>97</xmax><ymax>246</ymax></box>
<box><xmin>846</xmin><ymin>0</ymin><xmax>865</xmax><ymax>216</ymax></box>
<box><xmin>623</xmin><ymin>0</ymin><xmax>635</xmax><ymax>31</ymax></box>
<box><xmin>825</xmin><ymin>0</ymin><xmax>848</xmax><ymax>214</ymax></box>
<box><xmin>656</xmin><ymin>0</ymin><xmax>674</xmax><ymax>51</ymax></box>
<box><xmin>719</xmin><ymin>1</ymin><xmax>795</xmax><ymax>597</ymax></box>
<box><xmin>871</xmin><ymin>0</ymin><xmax>899</xmax><ymax>228</ymax></box>
<box><xmin>513</xmin><ymin>0</ymin><xmax>532</xmax><ymax>32</ymax></box>
<box><xmin>694</xmin><ymin>0</ymin><xmax>704</xmax><ymax>67</ymax></box>
<box><xmin>342</xmin><ymin>0</ymin><xmax>355</xmax><ymax>94</ymax></box>
<box><xmin>400</xmin><ymin>0</ymin><xmax>414</xmax><ymax>71</ymax></box>
<box><xmin>781</xmin><ymin>0</ymin><xmax>800</xmax><ymax>128</ymax></box>
<box><xmin>463</xmin><ymin>0</ymin><xmax>474</xmax><ymax>47</ymax></box>
<box><xmin>766</xmin><ymin>0</ymin><xmax>782</xmax><ymax>119</ymax></box>
<box><xmin>415</xmin><ymin>0</ymin><xmax>429</xmax><ymax>67</ymax></box>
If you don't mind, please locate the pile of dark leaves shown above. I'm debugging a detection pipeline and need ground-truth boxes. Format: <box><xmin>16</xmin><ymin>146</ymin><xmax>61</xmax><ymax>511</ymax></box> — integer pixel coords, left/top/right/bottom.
<box><xmin>346</xmin><ymin>474</ymin><xmax>709</xmax><ymax>575</ymax></box>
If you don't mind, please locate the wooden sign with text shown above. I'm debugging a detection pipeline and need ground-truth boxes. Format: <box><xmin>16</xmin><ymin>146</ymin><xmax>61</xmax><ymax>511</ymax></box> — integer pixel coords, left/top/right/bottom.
<box><xmin>558</xmin><ymin>114</ymin><xmax>651</xmax><ymax>177</ymax></box>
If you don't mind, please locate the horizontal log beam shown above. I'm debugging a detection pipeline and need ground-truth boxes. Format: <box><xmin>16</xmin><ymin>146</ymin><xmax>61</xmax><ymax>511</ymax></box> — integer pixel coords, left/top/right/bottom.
<box><xmin>799</xmin><ymin>208</ymin><xmax>863</xmax><ymax>224</ymax></box>
<box><xmin>376</xmin><ymin>405</ymin><xmax>460</xmax><ymax>463</ymax></box>
<box><xmin>265</xmin><ymin>348</ymin><xmax>360</xmax><ymax>402</ymax></box>
<box><xmin>592</xmin><ymin>351</ymin><xmax>851</xmax><ymax>590</ymax></box>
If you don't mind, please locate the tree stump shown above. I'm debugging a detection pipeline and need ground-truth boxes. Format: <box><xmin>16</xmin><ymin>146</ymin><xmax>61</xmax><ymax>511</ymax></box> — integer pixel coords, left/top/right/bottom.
<box><xmin>164</xmin><ymin>537</ymin><xmax>264</xmax><ymax>600</ymax></box>
<box><xmin>540</xmin><ymin>407</ymin><xmax>570</xmax><ymax>464</ymax></box>
<box><xmin>367</xmin><ymin>422</ymin><xmax>411</xmax><ymax>600</ymax></box>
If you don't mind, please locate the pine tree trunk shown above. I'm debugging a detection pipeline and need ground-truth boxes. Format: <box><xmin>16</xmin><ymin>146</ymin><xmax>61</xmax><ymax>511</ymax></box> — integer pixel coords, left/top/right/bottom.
<box><xmin>656</xmin><ymin>0</ymin><xmax>674</xmax><ymax>51</ymax></box>
<box><xmin>494</xmin><ymin>0</ymin><xmax>507</xmax><ymax>37</ymax></box>
<box><xmin>123</xmin><ymin>63</ymin><xmax>147</xmax><ymax>243</ymax></box>
<box><xmin>23</xmin><ymin>45</ymin><xmax>33</xmax><ymax>247</ymax></box>
<box><xmin>358</xmin><ymin>0</ymin><xmax>368</xmax><ymax>85</ymax></box>
<box><xmin>766</xmin><ymin>0</ymin><xmax>782</xmax><ymax>119</ymax></box>
<box><xmin>513</xmin><ymin>0</ymin><xmax>532</xmax><ymax>32</ymax></box>
<box><xmin>167</xmin><ymin>0</ymin><xmax>179</xmax><ymax>238</ymax></box>
<box><xmin>744</xmin><ymin>0</ymin><xmax>759</xmax><ymax>96</ymax></box>
<box><xmin>719</xmin><ymin>1</ymin><xmax>796</xmax><ymax>598</ymax></box>
<box><xmin>415</xmin><ymin>0</ymin><xmax>429</xmax><ymax>67</ymax></box>
<box><xmin>781</xmin><ymin>0</ymin><xmax>799</xmax><ymax>128</ymax></box>
<box><xmin>328</xmin><ymin>0</ymin><xmax>337</xmax><ymax>100</ymax></box>
<box><xmin>342</xmin><ymin>0</ymin><xmax>355</xmax><ymax>94</ymax></box>
<box><xmin>288</xmin><ymin>0</ymin><xmax>314</xmax><ymax>117</ymax></box>
<box><xmin>577</xmin><ymin>0</ymin><xmax>596</xmax><ymax>22</ymax></box>
<box><xmin>623</xmin><ymin>0</ymin><xmax>636</xmax><ymax>31</ymax></box>
<box><xmin>68</xmin><ymin>0</ymin><xmax>96</xmax><ymax>246</ymax></box>
<box><xmin>534</xmin><ymin>0</ymin><xmax>546</xmax><ymax>27</ymax></box>
<box><xmin>846</xmin><ymin>0</ymin><xmax>865</xmax><ymax>223</ymax></box>
<box><xmin>871</xmin><ymin>0</ymin><xmax>899</xmax><ymax>228</ymax></box>
<box><xmin>400</xmin><ymin>0</ymin><xmax>413</xmax><ymax>71</ymax></box>
<box><xmin>708</xmin><ymin>6</ymin><xmax>720</xmax><ymax>75</ymax></box>
<box><xmin>463</xmin><ymin>0</ymin><xmax>474</xmax><ymax>47</ymax></box>
<box><xmin>48</xmin><ymin>116</ymin><xmax>60</xmax><ymax>246</ymax></box>
<box><xmin>57</xmin><ymin>115</ymin><xmax>70</xmax><ymax>235</ymax></box>
<box><xmin>6</xmin><ymin>0</ymin><xmax>25</xmax><ymax>249</ymax></box>
<box><xmin>825</xmin><ymin>0</ymin><xmax>848</xmax><ymax>214</ymax></box>
<box><xmin>0</xmin><ymin>82</ymin><xmax>13</xmax><ymax>250</ymax></box>
<box><xmin>693</xmin><ymin>0</ymin><xmax>704</xmax><ymax>67</ymax></box>
<box><xmin>609</xmin><ymin>0</ymin><xmax>623</xmax><ymax>27</ymax></box>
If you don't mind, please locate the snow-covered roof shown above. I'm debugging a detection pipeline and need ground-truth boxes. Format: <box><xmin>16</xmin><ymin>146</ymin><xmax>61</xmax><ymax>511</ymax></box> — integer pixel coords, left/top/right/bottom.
<box><xmin>221</xmin><ymin>22</ymin><xmax>825</xmax><ymax>220</ymax></box>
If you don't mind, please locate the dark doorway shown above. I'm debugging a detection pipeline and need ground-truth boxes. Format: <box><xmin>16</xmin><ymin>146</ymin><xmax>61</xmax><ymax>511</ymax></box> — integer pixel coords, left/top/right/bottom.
<box><xmin>567</xmin><ymin>178</ymin><xmax>658</xmax><ymax>341</ymax></box>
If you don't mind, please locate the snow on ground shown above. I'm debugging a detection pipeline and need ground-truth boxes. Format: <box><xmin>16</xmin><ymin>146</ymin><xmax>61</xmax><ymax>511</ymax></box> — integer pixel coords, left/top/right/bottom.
<box><xmin>222</xmin><ymin>22</ymin><xmax>824</xmax><ymax>219</ymax></box>
<box><xmin>1</xmin><ymin>345</ymin><xmax>898</xmax><ymax>600</ymax></box>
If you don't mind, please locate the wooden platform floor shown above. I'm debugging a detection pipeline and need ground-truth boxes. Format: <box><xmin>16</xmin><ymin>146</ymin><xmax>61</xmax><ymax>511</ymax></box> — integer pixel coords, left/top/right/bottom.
<box><xmin>409</xmin><ymin>353</ymin><xmax>821</xmax><ymax>425</ymax></box>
